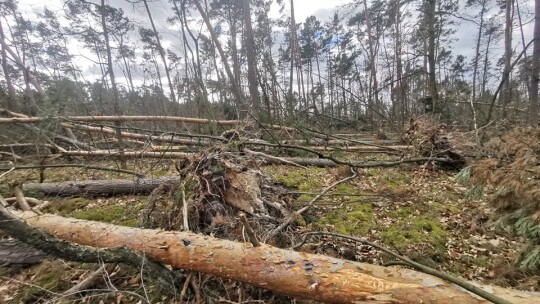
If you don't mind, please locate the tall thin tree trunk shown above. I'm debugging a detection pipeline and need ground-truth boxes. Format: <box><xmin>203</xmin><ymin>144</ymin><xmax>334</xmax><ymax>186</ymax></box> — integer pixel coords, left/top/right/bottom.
<box><xmin>394</xmin><ymin>0</ymin><xmax>404</xmax><ymax>126</ymax></box>
<box><xmin>501</xmin><ymin>0</ymin><xmax>514</xmax><ymax>119</ymax></box>
<box><xmin>530</xmin><ymin>0</ymin><xmax>540</xmax><ymax>123</ymax></box>
<box><xmin>230</xmin><ymin>21</ymin><xmax>241</xmax><ymax>87</ymax></box>
<box><xmin>316</xmin><ymin>53</ymin><xmax>324</xmax><ymax>113</ymax></box>
<box><xmin>242</xmin><ymin>0</ymin><xmax>261</xmax><ymax>116</ymax></box>
<box><xmin>481</xmin><ymin>30</ymin><xmax>493</xmax><ymax>96</ymax></box>
<box><xmin>0</xmin><ymin>19</ymin><xmax>16</xmax><ymax>111</ymax></box>
<box><xmin>101</xmin><ymin>0</ymin><xmax>126</xmax><ymax>169</ymax></box>
<box><xmin>425</xmin><ymin>0</ymin><xmax>439</xmax><ymax>114</ymax></box>
<box><xmin>192</xmin><ymin>0</ymin><xmax>244</xmax><ymax>115</ymax></box>
<box><xmin>515</xmin><ymin>0</ymin><xmax>532</xmax><ymax>121</ymax></box>
<box><xmin>287</xmin><ymin>0</ymin><xmax>297</xmax><ymax>116</ymax></box>
<box><xmin>143</xmin><ymin>0</ymin><xmax>176</xmax><ymax>106</ymax></box>
<box><xmin>364</xmin><ymin>0</ymin><xmax>379</xmax><ymax>126</ymax></box>
<box><xmin>470</xmin><ymin>0</ymin><xmax>486</xmax><ymax>132</ymax></box>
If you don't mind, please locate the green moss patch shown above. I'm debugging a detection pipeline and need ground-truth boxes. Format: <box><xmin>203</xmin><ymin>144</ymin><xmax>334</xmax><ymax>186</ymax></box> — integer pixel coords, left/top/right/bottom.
<box><xmin>47</xmin><ymin>197</ymin><xmax>92</xmax><ymax>215</ymax></box>
<box><xmin>379</xmin><ymin>217</ymin><xmax>447</xmax><ymax>252</ymax></box>
<box><xmin>71</xmin><ymin>200</ymin><xmax>146</xmax><ymax>227</ymax></box>
<box><xmin>267</xmin><ymin>166</ymin><xmax>325</xmax><ymax>202</ymax></box>
<box><xmin>268</xmin><ymin>166</ymin><xmax>323</xmax><ymax>189</ymax></box>
<box><xmin>315</xmin><ymin>202</ymin><xmax>375</xmax><ymax>235</ymax></box>
<box><xmin>333</xmin><ymin>183</ymin><xmax>361</xmax><ymax>195</ymax></box>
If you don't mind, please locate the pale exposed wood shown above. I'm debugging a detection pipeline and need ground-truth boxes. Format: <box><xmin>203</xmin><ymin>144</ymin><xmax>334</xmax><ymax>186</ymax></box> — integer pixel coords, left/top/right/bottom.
<box><xmin>16</xmin><ymin>212</ymin><xmax>540</xmax><ymax>304</ymax></box>
<box><xmin>61</xmin><ymin>123</ymin><xmax>211</xmax><ymax>146</ymax></box>
<box><xmin>307</xmin><ymin>145</ymin><xmax>410</xmax><ymax>152</ymax></box>
<box><xmin>0</xmin><ymin>143</ymin><xmax>55</xmax><ymax>149</ymax></box>
<box><xmin>263</xmin><ymin>157</ymin><xmax>337</xmax><ymax>167</ymax></box>
<box><xmin>12</xmin><ymin>185</ymin><xmax>31</xmax><ymax>211</ymax></box>
<box><xmin>281</xmin><ymin>139</ymin><xmax>400</xmax><ymax>146</ymax></box>
<box><xmin>243</xmin><ymin>148</ymin><xmax>307</xmax><ymax>169</ymax></box>
<box><xmin>4</xmin><ymin>197</ymin><xmax>43</xmax><ymax>206</ymax></box>
<box><xmin>0</xmin><ymin>115</ymin><xmax>295</xmax><ymax>131</ymax></box>
<box><xmin>62</xmin><ymin>150</ymin><xmax>193</xmax><ymax>159</ymax></box>
<box><xmin>0</xmin><ymin>164</ymin><xmax>143</xmax><ymax>178</ymax></box>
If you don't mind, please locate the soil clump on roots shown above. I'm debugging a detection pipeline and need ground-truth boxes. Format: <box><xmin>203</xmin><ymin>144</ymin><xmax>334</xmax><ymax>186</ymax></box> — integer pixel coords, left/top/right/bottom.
<box><xmin>141</xmin><ymin>149</ymin><xmax>292</xmax><ymax>242</ymax></box>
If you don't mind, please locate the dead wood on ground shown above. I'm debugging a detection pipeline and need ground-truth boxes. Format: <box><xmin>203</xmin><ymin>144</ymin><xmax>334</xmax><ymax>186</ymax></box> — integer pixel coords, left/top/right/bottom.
<box><xmin>23</xmin><ymin>176</ymin><xmax>181</xmax><ymax>197</ymax></box>
<box><xmin>11</xmin><ymin>211</ymin><xmax>540</xmax><ymax>304</ymax></box>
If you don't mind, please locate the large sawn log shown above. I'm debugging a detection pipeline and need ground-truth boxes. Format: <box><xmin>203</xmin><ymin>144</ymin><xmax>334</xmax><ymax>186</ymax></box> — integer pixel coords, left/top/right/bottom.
<box><xmin>16</xmin><ymin>212</ymin><xmax>540</xmax><ymax>304</ymax></box>
<box><xmin>24</xmin><ymin>176</ymin><xmax>180</xmax><ymax>197</ymax></box>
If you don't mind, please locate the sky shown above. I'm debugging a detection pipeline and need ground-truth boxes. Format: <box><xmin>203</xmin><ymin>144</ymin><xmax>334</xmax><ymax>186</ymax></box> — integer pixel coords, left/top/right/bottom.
<box><xmin>13</xmin><ymin>0</ymin><xmax>354</xmax><ymax>84</ymax></box>
<box><xmin>15</xmin><ymin>0</ymin><xmax>350</xmax><ymax>25</ymax></box>
<box><xmin>11</xmin><ymin>0</ymin><xmax>537</xmax><ymax>88</ymax></box>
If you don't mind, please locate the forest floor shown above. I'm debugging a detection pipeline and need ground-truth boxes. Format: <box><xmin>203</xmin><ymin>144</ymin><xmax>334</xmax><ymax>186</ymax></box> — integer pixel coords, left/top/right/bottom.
<box><xmin>0</xmin><ymin>158</ymin><xmax>538</xmax><ymax>303</ymax></box>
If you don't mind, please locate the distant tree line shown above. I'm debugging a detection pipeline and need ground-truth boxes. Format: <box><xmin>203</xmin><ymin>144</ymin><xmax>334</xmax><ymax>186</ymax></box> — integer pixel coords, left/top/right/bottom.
<box><xmin>0</xmin><ymin>0</ymin><xmax>539</xmax><ymax>129</ymax></box>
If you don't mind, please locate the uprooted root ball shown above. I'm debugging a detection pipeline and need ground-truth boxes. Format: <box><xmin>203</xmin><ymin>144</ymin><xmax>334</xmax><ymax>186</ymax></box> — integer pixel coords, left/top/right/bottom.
<box><xmin>141</xmin><ymin>152</ymin><xmax>292</xmax><ymax>240</ymax></box>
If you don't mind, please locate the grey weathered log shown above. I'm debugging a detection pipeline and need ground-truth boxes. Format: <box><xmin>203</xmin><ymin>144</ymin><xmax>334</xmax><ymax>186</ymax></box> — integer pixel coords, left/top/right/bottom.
<box><xmin>23</xmin><ymin>176</ymin><xmax>180</xmax><ymax>197</ymax></box>
<box><xmin>0</xmin><ymin>238</ymin><xmax>48</xmax><ymax>265</ymax></box>
<box><xmin>264</xmin><ymin>157</ymin><xmax>338</xmax><ymax>167</ymax></box>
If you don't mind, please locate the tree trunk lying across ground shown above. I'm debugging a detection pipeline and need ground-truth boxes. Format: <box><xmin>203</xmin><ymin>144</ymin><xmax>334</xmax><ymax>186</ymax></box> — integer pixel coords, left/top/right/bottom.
<box><xmin>0</xmin><ymin>115</ymin><xmax>295</xmax><ymax>131</ymax></box>
<box><xmin>60</xmin><ymin>150</ymin><xmax>453</xmax><ymax>168</ymax></box>
<box><xmin>0</xmin><ymin>115</ymin><xmax>241</xmax><ymax>125</ymax></box>
<box><xmin>24</xmin><ymin>176</ymin><xmax>180</xmax><ymax>197</ymax></box>
<box><xmin>62</xmin><ymin>122</ymin><xmax>212</xmax><ymax>146</ymax></box>
<box><xmin>306</xmin><ymin>145</ymin><xmax>410</xmax><ymax>152</ymax></box>
<box><xmin>0</xmin><ymin>238</ymin><xmax>48</xmax><ymax>265</ymax></box>
<box><xmin>59</xmin><ymin>150</ymin><xmax>340</xmax><ymax>167</ymax></box>
<box><xmin>15</xmin><ymin>212</ymin><xmax>540</xmax><ymax>304</ymax></box>
<box><xmin>62</xmin><ymin>150</ymin><xmax>193</xmax><ymax>159</ymax></box>
<box><xmin>282</xmin><ymin>139</ymin><xmax>400</xmax><ymax>146</ymax></box>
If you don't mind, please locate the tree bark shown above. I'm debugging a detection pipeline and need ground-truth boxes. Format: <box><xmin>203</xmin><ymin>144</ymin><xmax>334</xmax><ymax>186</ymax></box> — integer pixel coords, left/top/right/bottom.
<box><xmin>0</xmin><ymin>19</ymin><xmax>16</xmax><ymax>111</ymax></box>
<box><xmin>61</xmin><ymin>150</ymin><xmax>193</xmax><ymax>159</ymax></box>
<box><xmin>287</xmin><ymin>0</ymin><xmax>297</xmax><ymax>116</ymax></box>
<box><xmin>470</xmin><ymin>0</ymin><xmax>487</xmax><ymax>130</ymax></box>
<box><xmin>0</xmin><ymin>238</ymin><xmax>48</xmax><ymax>266</ymax></box>
<box><xmin>192</xmin><ymin>0</ymin><xmax>245</xmax><ymax>113</ymax></box>
<box><xmin>100</xmin><ymin>0</ymin><xmax>126</xmax><ymax>168</ymax></box>
<box><xmin>59</xmin><ymin>122</ymin><xmax>212</xmax><ymax>146</ymax></box>
<box><xmin>242</xmin><ymin>0</ymin><xmax>261</xmax><ymax>115</ymax></box>
<box><xmin>23</xmin><ymin>176</ymin><xmax>180</xmax><ymax>197</ymax></box>
<box><xmin>142</xmin><ymin>0</ymin><xmax>177</xmax><ymax>105</ymax></box>
<box><xmin>0</xmin><ymin>114</ymin><xmax>296</xmax><ymax>132</ymax></box>
<box><xmin>13</xmin><ymin>212</ymin><xmax>540</xmax><ymax>304</ymax></box>
<box><xmin>501</xmin><ymin>0</ymin><xmax>513</xmax><ymax>119</ymax></box>
<box><xmin>530</xmin><ymin>0</ymin><xmax>540</xmax><ymax>123</ymax></box>
<box><xmin>0</xmin><ymin>115</ymin><xmax>239</xmax><ymax>125</ymax></box>
<box><xmin>425</xmin><ymin>0</ymin><xmax>439</xmax><ymax>114</ymax></box>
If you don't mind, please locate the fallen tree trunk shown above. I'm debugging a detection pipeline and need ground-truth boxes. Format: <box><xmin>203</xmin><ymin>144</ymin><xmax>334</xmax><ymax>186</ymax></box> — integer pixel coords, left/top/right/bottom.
<box><xmin>15</xmin><ymin>212</ymin><xmax>540</xmax><ymax>304</ymax></box>
<box><xmin>62</xmin><ymin>150</ymin><xmax>194</xmax><ymax>159</ymax></box>
<box><xmin>62</xmin><ymin>123</ymin><xmax>212</xmax><ymax>146</ymax></box>
<box><xmin>0</xmin><ymin>115</ymin><xmax>240</xmax><ymax>125</ymax></box>
<box><xmin>282</xmin><ymin>139</ymin><xmax>400</xmax><ymax>146</ymax></box>
<box><xmin>24</xmin><ymin>176</ymin><xmax>180</xmax><ymax>197</ymax></box>
<box><xmin>0</xmin><ymin>238</ymin><xmax>48</xmax><ymax>265</ymax></box>
<box><xmin>306</xmin><ymin>145</ymin><xmax>410</xmax><ymax>152</ymax></box>
<box><xmin>60</xmin><ymin>150</ymin><xmax>339</xmax><ymax>167</ymax></box>
<box><xmin>0</xmin><ymin>115</ymin><xmax>295</xmax><ymax>132</ymax></box>
<box><xmin>263</xmin><ymin>157</ymin><xmax>338</xmax><ymax>167</ymax></box>
<box><xmin>60</xmin><ymin>150</ymin><xmax>451</xmax><ymax>169</ymax></box>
